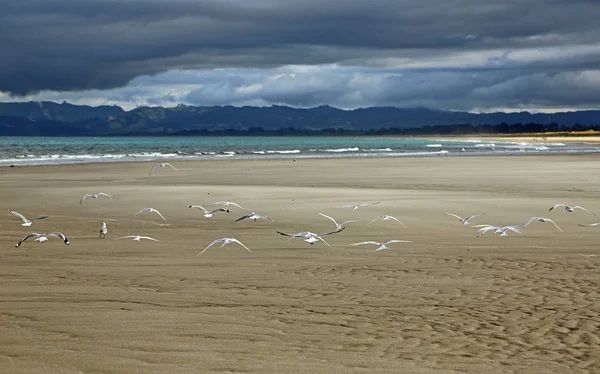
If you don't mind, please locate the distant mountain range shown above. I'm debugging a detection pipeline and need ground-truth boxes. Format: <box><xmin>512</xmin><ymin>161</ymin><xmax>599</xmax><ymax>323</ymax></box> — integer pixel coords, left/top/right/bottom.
<box><xmin>1</xmin><ymin>101</ymin><xmax>600</xmax><ymax>136</ymax></box>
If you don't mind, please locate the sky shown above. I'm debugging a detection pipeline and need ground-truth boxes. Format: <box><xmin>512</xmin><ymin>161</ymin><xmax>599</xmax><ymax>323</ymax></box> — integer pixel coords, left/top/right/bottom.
<box><xmin>1</xmin><ymin>0</ymin><xmax>600</xmax><ymax>112</ymax></box>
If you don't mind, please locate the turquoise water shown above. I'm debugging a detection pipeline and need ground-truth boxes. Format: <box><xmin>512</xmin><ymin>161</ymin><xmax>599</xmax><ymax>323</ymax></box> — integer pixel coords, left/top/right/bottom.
<box><xmin>0</xmin><ymin>136</ymin><xmax>597</xmax><ymax>166</ymax></box>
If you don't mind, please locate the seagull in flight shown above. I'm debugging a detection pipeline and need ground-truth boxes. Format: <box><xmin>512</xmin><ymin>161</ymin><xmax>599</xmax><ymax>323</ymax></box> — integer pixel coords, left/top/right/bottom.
<box><xmin>115</xmin><ymin>235</ymin><xmax>160</xmax><ymax>242</ymax></box>
<box><xmin>16</xmin><ymin>232</ymin><xmax>70</xmax><ymax>247</ymax></box>
<box><xmin>578</xmin><ymin>222</ymin><xmax>600</xmax><ymax>227</ymax></box>
<box><xmin>134</xmin><ymin>207</ymin><xmax>167</xmax><ymax>221</ymax></box>
<box><xmin>80</xmin><ymin>192</ymin><xmax>111</xmax><ymax>204</ymax></box>
<box><xmin>234</xmin><ymin>212</ymin><xmax>274</xmax><ymax>223</ymax></box>
<box><xmin>208</xmin><ymin>201</ymin><xmax>245</xmax><ymax>210</ymax></box>
<box><xmin>549</xmin><ymin>204</ymin><xmax>595</xmax><ymax>216</ymax></box>
<box><xmin>368</xmin><ymin>215</ymin><xmax>406</xmax><ymax>227</ymax></box>
<box><xmin>149</xmin><ymin>162</ymin><xmax>178</xmax><ymax>177</ymax></box>
<box><xmin>350</xmin><ymin>239</ymin><xmax>412</xmax><ymax>251</ymax></box>
<box><xmin>318</xmin><ymin>213</ymin><xmax>360</xmax><ymax>230</ymax></box>
<box><xmin>474</xmin><ymin>225</ymin><xmax>524</xmax><ymax>237</ymax></box>
<box><xmin>198</xmin><ymin>238</ymin><xmax>251</xmax><ymax>255</ymax></box>
<box><xmin>277</xmin><ymin>227</ymin><xmax>345</xmax><ymax>246</ymax></box>
<box><xmin>187</xmin><ymin>205</ymin><xmax>229</xmax><ymax>218</ymax></box>
<box><xmin>8</xmin><ymin>209</ymin><xmax>49</xmax><ymax>226</ymax></box>
<box><xmin>338</xmin><ymin>202</ymin><xmax>380</xmax><ymax>211</ymax></box>
<box><xmin>446</xmin><ymin>212</ymin><xmax>484</xmax><ymax>225</ymax></box>
<box><xmin>99</xmin><ymin>222</ymin><xmax>107</xmax><ymax>238</ymax></box>
<box><xmin>522</xmin><ymin>217</ymin><xmax>562</xmax><ymax>232</ymax></box>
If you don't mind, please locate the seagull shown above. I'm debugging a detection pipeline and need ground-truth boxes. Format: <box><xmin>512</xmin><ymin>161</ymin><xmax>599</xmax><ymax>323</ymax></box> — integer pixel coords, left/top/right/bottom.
<box><xmin>368</xmin><ymin>215</ymin><xmax>406</xmax><ymax>227</ymax></box>
<box><xmin>474</xmin><ymin>225</ymin><xmax>524</xmax><ymax>237</ymax></box>
<box><xmin>149</xmin><ymin>162</ymin><xmax>178</xmax><ymax>177</ymax></box>
<box><xmin>80</xmin><ymin>192</ymin><xmax>111</xmax><ymax>204</ymax></box>
<box><xmin>198</xmin><ymin>237</ymin><xmax>251</xmax><ymax>255</ymax></box>
<box><xmin>115</xmin><ymin>235</ymin><xmax>160</xmax><ymax>242</ymax></box>
<box><xmin>549</xmin><ymin>204</ymin><xmax>595</xmax><ymax>216</ymax></box>
<box><xmin>446</xmin><ymin>212</ymin><xmax>484</xmax><ymax>225</ymax></box>
<box><xmin>234</xmin><ymin>212</ymin><xmax>274</xmax><ymax>223</ymax></box>
<box><xmin>16</xmin><ymin>232</ymin><xmax>70</xmax><ymax>247</ymax></box>
<box><xmin>134</xmin><ymin>207</ymin><xmax>167</xmax><ymax>221</ymax></box>
<box><xmin>99</xmin><ymin>222</ymin><xmax>107</xmax><ymax>238</ymax></box>
<box><xmin>187</xmin><ymin>205</ymin><xmax>229</xmax><ymax>218</ymax></box>
<box><xmin>8</xmin><ymin>209</ymin><xmax>49</xmax><ymax>226</ymax></box>
<box><xmin>578</xmin><ymin>222</ymin><xmax>600</xmax><ymax>227</ymax></box>
<box><xmin>318</xmin><ymin>213</ymin><xmax>360</xmax><ymax>230</ymax></box>
<box><xmin>338</xmin><ymin>202</ymin><xmax>380</xmax><ymax>211</ymax></box>
<box><xmin>350</xmin><ymin>240</ymin><xmax>413</xmax><ymax>251</ymax></box>
<box><xmin>522</xmin><ymin>217</ymin><xmax>563</xmax><ymax>232</ymax></box>
<box><xmin>208</xmin><ymin>201</ymin><xmax>245</xmax><ymax>210</ymax></box>
<box><xmin>277</xmin><ymin>227</ymin><xmax>345</xmax><ymax>246</ymax></box>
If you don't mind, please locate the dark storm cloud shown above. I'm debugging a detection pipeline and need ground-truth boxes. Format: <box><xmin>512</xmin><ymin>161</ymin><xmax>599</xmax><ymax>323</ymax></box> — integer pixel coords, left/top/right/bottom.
<box><xmin>2</xmin><ymin>0</ymin><xmax>600</xmax><ymax>97</ymax></box>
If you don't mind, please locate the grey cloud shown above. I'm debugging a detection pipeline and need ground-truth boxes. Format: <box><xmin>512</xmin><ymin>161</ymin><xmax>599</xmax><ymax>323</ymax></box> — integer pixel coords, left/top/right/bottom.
<box><xmin>2</xmin><ymin>0</ymin><xmax>600</xmax><ymax>98</ymax></box>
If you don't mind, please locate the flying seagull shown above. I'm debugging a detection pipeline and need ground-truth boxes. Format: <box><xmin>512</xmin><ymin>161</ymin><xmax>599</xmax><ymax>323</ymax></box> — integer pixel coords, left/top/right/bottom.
<box><xmin>350</xmin><ymin>239</ymin><xmax>413</xmax><ymax>251</ymax></box>
<box><xmin>368</xmin><ymin>215</ymin><xmax>406</xmax><ymax>227</ymax></box>
<box><xmin>318</xmin><ymin>213</ymin><xmax>360</xmax><ymax>230</ymax></box>
<box><xmin>134</xmin><ymin>207</ymin><xmax>167</xmax><ymax>221</ymax></box>
<box><xmin>8</xmin><ymin>209</ymin><xmax>49</xmax><ymax>226</ymax></box>
<box><xmin>115</xmin><ymin>235</ymin><xmax>160</xmax><ymax>242</ymax></box>
<box><xmin>277</xmin><ymin>227</ymin><xmax>345</xmax><ymax>246</ymax></box>
<box><xmin>149</xmin><ymin>162</ymin><xmax>178</xmax><ymax>177</ymax></box>
<box><xmin>234</xmin><ymin>212</ymin><xmax>274</xmax><ymax>223</ymax></box>
<box><xmin>338</xmin><ymin>202</ymin><xmax>380</xmax><ymax>211</ymax></box>
<box><xmin>99</xmin><ymin>222</ymin><xmax>107</xmax><ymax>238</ymax></box>
<box><xmin>208</xmin><ymin>201</ymin><xmax>245</xmax><ymax>210</ymax></box>
<box><xmin>474</xmin><ymin>225</ymin><xmax>524</xmax><ymax>237</ymax></box>
<box><xmin>187</xmin><ymin>205</ymin><xmax>229</xmax><ymax>218</ymax></box>
<box><xmin>522</xmin><ymin>217</ymin><xmax>563</xmax><ymax>232</ymax></box>
<box><xmin>446</xmin><ymin>212</ymin><xmax>484</xmax><ymax>225</ymax></box>
<box><xmin>198</xmin><ymin>237</ymin><xmax>251</xmax><ymax>255</ymax></box>
<box><xmin>549</xmin><ymin>204</ymin><xmax>595</xmax><ymax>216</ymax></box>
<box><xmin>16</xmin><ymin>232</ymin><xmax>70</xmax><ymax>247</ymax></box>
<box><xmin>80</xmin><ymin>192</ymin><xmax>111</xmax><ymax>204</ymax></box>
<box><xmin>578</xmin><ymin>222</ymin><xmax>600</xmax><ymax>227</ymax></box>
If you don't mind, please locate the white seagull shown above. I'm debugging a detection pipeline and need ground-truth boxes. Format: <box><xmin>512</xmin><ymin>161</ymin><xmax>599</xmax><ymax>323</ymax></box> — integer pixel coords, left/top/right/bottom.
<box><xmin>198</xmin><ymin>237</ymin><xmax>251</xmax><ymax>255</ymax></box>
<box><xmin>115</xmin><ymin>235</ymin><xmax>160</xmax><ymax>242</ymax></box>
<box><xmin>149</xmin><ymin>162</ymin><xmax>178</xmax><ymax>177</ymax></box>
<box><xmin>16</xmin><ymin>232</ymin><xmax>70</xmax><ymax>247</ymax></box>
<box><xmin>8</xmin><ymin>209</ymin><xmax>49</xmax><ymax>226</ymax></box>
<box><xmin>474</xmin><ymin>225</ymin><xmax>524</xmax><ymax>237</ymax></box>
<box><xmin>522</xmin><ymin>217</ymin><xmax>563</xmax><ymax>232</ymax></box>
<box><xmin>318</xmin><ymin>213</ymin><xmax>360</xmax><ymax>230</ymax></box>
<box><xmin>338</xmin><ymin>202</ymin><xmax>380</xmax><ymax>211</ymax></box>
<box><xmin>368</xmin><ymin>215</ymin><xmax>406</xmax><ymax>227</ymax></box>
<box><xmin>134</xmin><ymin>207</ymin><xmax>167</xmax><ymax>221</ymax></box>
<box><xmin>208</xmin><ymin>200</ymin><xmax>245</xmax><ymax>210</ymax></box>
<box><xmin>187</xmin><ymin>205</ymin><xmax>229</xmax><ymax>218</ymax></box>
<box><xmin>549</xmin><ymin>204</ymin><xmax>595</xmax><ymax>216</ymax></box>
<box><xmin>350</xmin><ymin>239</ymin><xmax>413</xmax><ymax>251</ymax></box>
<box><xmin>446</xmin><ymin>212</ymin><xmax>484</xmax><ymax>225</ymax></box>
<box><xmin>277</xmin><ymin>227</ymin><xmax>345</xmax><ymax>246</ymax></box>
<box><xmin>99</xmin><ymin>221</ymin><xmax>108</xmax><ymax>238</ymax></box>
<box><xmin>80</xmin><ymin>192</ymin><xmax>111</xmax><ymax>204</ymax></box>
<box><xmin>234</xmin><ymin>212</ymin><xmax>274</xmax><ymax>223</ymax></box>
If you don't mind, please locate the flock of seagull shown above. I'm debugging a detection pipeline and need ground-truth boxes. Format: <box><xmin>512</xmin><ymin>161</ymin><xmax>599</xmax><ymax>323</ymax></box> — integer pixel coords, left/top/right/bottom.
<box><xmin>7</xmin><ymin>162</ymin><xmax>600</xmax><ymax>254</ymax></box>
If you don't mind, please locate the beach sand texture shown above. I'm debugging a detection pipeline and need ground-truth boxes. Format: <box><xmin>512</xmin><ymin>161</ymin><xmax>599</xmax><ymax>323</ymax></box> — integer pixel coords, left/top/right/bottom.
<box><xmin>1</xmin><ymin>155</ymin><xmax>600</xmax><ymax>373</ymax></box>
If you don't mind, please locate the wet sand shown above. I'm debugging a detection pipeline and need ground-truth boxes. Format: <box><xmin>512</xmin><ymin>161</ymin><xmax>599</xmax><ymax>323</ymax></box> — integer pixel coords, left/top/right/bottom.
<box><xmin>1</xmin><ymin>155</ymin><xmax>600</xmax><ymax>373</ymax></box>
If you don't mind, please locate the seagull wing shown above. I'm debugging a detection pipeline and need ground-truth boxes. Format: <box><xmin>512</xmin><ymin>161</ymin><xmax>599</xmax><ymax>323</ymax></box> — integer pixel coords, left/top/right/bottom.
<box><xmin>115</xmin><ymin>236</ymin><xmax>136</xmax><ymax>240</ymax></box>
<box><xmin>31</xmin><ymin>215</ymin><xmax>49</xmax><ymax>221</ymax></box>
<box><xmin>277</xmin><ymin>231</ymin><xmax>295</xmax><ymax>237</ymax></box>
<box><xmin>549</xmin><ymin>203</ymin><xmax>566</xmax><ymax>211</ymax></box>
<box><xmin>350</xmin><ymin>241</ymin><xmax>380</xmax><ymax>246</ymax></box>
<box><xmin>16</xmin><ymin>233</ymin><xmax>42</xmax><ymax>247</ymax></box>
<box><xmin>523</xmin><ymin>217</ymin><xmax>539</xmax><ymax>227</ymax></box>
<box><xmin>164</xmin><ymin>163</ymin><xmax>178</xmax><ymax>171</ymax></box>
<box><xmin>149</xmin><ymin>164</ymin><xmax>158</xmax><ymax>176</ymax></box>
<box><xmin>198</xmin><ymin>239</ymin><xmax>224</xmax><ymax>255</ymax></box>
<box><xmin>446</xmin><ymin>212</ymin><xmax>464</xmax><ymax>221</ymax></box>
<box><xmin>228</xmin><ymin>202</ymin><xmax>244</xmax><ymax>209</ymax></box>
<box><xmin>387</xmin><ymin>216</ymin><xmax>407</xmax><ymax>227</ymax></box>
<box><xmin>134</xmin><ymin>208</ymin><xmax>149</xmax><ymax>216</ymax></box>
<box><xmin>464</xmin><ymin>214</ymin><xmax>484</xmax><ymax>223</ymax></box>
<box><xmin>234</xmin><ymin>213</ymin><xmax>251</xmax><ymax>222</ymax></box>
<box><xmin>8</xmin><ymin>209</ymin><xmax>28</xmax><ymax>223</ymax></box>
<box><xmin>321</xmin><ymin>227</ymin><xmax>345</xmax><ymax>237</ymax></box>
<box><xmin>384</xmin><ymin>240</ymin><xmax>413</xmax><ymax>244</ymax></box>
<box><xmin>231</xmin><ymin>239</ymin><xmax>251</xmax><ymax>251</ymax></box>
<box><xmin>152</xmin><ymin>209</ymin><xmax>167</xmax><ymax>221</ymax></box>
<box><xmin>318</xmin><ymin>213</ymin><xmax>338</xmax><ymax>226</ymax></box>
<box><xmin>573</xmin><ymin>206</ymin><xmax>596</xmax><ymax>216</ymax></box>
<box><xmin>545</xmin><ymin>218</ymin><xmax>563</xmax><ymax>232</ymax></box>
<box><xmin>46</xmin><ymin>232</ymin><xmax>70</xmax><ymax>245</ymax></box>
<box><xmin>80</xmin><ymin>194</ymin><xmax>92</xmax><ymax>204</ymax></box>
<box><xmin>97</xmin><ymin>192</ymin><xmax>111</xmax><ymax>198</ymax></box>
<box><xmin>367</xmin><ymin>216</ymin><xmax>381</xmax><ymax>226</ymax></box>
<box><xmin>312</xmin><ymin>235</ymin><xmax>330</xmax><ymax>247</ymax></box>
<box><xmin>579</xmin><ymin>222</ymin><xmax>600</xmax><ymax>227</ymax></box>
<box><xmin>139</xmin><ymin>236</ymin><xmax>160</xmax><ymax>242</ymax></box>
<box><xmin>209</xmin><ymin>208</ymin><xmax>228</xmax><ymax>214</ymax></box>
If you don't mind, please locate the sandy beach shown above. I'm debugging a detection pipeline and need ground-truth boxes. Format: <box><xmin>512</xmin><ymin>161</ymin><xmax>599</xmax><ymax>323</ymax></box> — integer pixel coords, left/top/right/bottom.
<box><xmin>1</xmin><ymin>155</ymin><xmax>600</xmax><ymax>373</ymax></box>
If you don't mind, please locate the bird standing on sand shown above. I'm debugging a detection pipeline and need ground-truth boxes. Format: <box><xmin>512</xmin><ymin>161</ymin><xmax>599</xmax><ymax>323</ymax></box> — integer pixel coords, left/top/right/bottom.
<box><xmin>99</xmin><ymin>222</ymin><xmax>107</xmax><ymax>238</ymax></box>
<box><xmin>16</xmin><ymin>232</ymin><xmax>70</xmax><ymax>247</ymax></box>
<box><xmin>149</xmin><ymin>163</ymin><xmax>178</xmax><ymax>176</ymax></box>
<box><xmin>8</xmin><ymin>209</ymin><xmax>49</xmax><ymax>226</ymax></box>
<box><xmin>80</xmin><ymin>192</ymin><xmax>111</xmax><ymax>204</ymax></box>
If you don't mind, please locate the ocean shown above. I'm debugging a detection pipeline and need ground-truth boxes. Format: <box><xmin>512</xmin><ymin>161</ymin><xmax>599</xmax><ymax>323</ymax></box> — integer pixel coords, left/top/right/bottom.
<box><xmin>0</xmin><ymin>136</ymin><xmax>598</xmax><ymax>166</ymax></box>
